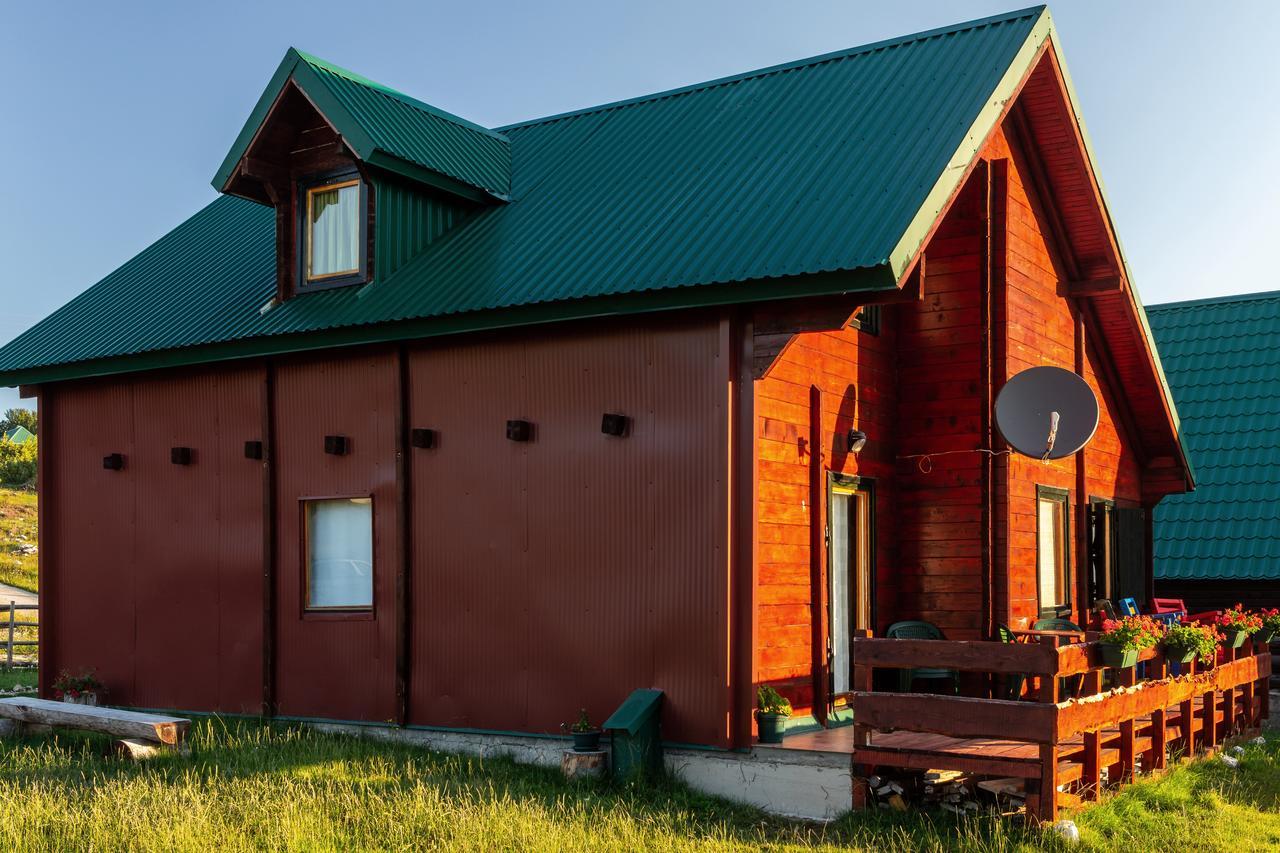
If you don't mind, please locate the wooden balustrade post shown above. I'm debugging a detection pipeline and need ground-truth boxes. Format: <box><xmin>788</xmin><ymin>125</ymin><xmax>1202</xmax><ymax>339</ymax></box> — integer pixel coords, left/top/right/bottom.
<box><xmin>850</xmin><ymin>630</ymin><xmax>874</xmax><ymax>811</ymax></box>
<box><xmin>1202</xmin><ymin>688</ymin><xmax>1218</xmax><ymax>752</ymax></box>
<box><xmin>1026</xmin><ymin>744</ymin><xmax>1059</xmax><ymax>825</ymax></box>
<box><xmin>1222</xmin><ymin>684</ymin><xmax>1236</xmax><ymax>738</ymax></box>
<box><xmin>1149</xmin><ymin>652</ymin><xmax>1167</xmax><ymax>772</ymax></box>
<box><xmin>1082</xmin><ymin>729</ymin><xmax>1102</xmax><ymax>800</ymax></box>
<box><xmin>1117</xmin><ymin>666</ymin><xmax>1136</xmax><ymax>781</ymax></box>
<box><xmin>1240</xmin><ymin>680</ymin><xmax>1255</xmax><ymax>734</ymax></box>
<box><xmin>1179</xmin><ymin>694</ymin><xmax>1195</xmax><ymax>757</ymax></box>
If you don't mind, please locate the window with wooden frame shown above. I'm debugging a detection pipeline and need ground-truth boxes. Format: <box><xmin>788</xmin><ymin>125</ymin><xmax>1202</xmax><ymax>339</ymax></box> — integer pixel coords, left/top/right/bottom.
<box><xmin>300</xmin><ymin>173</ymin><xmax>367</xmax><ymax>290</ymax></box>
<box><xmin>303</xmin><ymin>497</ymin><xmax>374</xmax><ymax>611</ymax></box>
<box><xmin>1036</xmin><ymin>486</ymin><xmax>1071</xmax><ymax>616</ymax></box>
<box><xmin>851</xmin><ymin>304</ymin><xmax>881</xmax><ymax>335</ymax></box>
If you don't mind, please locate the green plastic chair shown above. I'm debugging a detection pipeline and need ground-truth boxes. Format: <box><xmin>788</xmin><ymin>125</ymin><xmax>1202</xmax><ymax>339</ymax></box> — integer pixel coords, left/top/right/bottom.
<box><xmin>1033</xmin><ymin>618</ymin><xmax>1084</xmax><ymax>633</ymax></box>
<box><xmin>997</xmin><ymin>624</ymin><xmax>1026</xmax><ymax>700</ymax></box>
<box><xmin>1032</xmin><ymin>618</ymin><xmax>1085</xmax><ymax>698</ymax></box>
<box><xmin>886</xmin><ymin>620</ymin><xmax>959</xmax><ymax>694</ymax></box>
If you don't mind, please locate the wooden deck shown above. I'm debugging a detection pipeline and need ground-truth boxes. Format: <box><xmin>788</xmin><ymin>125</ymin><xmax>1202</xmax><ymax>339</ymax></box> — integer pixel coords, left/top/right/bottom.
<box><xmin>845</xmin><ymin>633</ymin><xmax>1271</xmax><ymax>823</ymax></box>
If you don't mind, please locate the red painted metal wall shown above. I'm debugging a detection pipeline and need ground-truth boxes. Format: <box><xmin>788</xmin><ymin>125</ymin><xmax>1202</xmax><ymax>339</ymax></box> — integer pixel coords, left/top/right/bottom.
<box><xmin>406</xmin><ymin>318</ymin><xmax>731</xmax><ymax>746</ymax></box>
<box><xmin>271</xmin><ymin>351</ymin><xmax>399</xmax><ymax>722</ymax></box>
<box><xmin>43</xmin><ymin>368</ymin><xmax>264</xmax><ymax>713</ymax></box>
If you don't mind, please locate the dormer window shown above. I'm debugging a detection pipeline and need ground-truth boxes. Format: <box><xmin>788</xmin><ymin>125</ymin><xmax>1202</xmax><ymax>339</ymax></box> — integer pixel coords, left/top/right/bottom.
<box><xmin>300</xmin><ymin>172</ymin><xmax>368</xmax><ymax>289</ymax></box>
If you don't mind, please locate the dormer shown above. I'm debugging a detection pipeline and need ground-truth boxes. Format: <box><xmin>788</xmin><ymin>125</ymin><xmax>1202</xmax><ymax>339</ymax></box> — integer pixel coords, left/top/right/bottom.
<box><xmin>213</xmin><ymin>49</ymin><xmax>509</xmax><ymax>301</ymax></box>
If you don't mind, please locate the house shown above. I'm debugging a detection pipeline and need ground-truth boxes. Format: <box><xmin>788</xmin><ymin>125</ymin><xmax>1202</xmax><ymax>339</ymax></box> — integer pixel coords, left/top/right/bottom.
<box><xmin>0</xmin><ymin>6</ymin><xmax>1192</xmax><ymax>751</ymax></box>
<box><xmin>1147</xmin><ymin>291</ymin><xmax>1280</xmax><ymax>612</ymax></box>
<box><xmin>2</xmin><ymin>425</ymin><xmax>34</xmax><ymax>445</ymax></box>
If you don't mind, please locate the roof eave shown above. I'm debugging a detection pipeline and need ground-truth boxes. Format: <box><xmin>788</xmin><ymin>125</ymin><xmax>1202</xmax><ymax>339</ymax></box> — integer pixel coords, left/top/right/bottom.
<box><xmin>0</xmin><ymin>265</ymin><xmax>896</xmax><ymax>388</ymax></box>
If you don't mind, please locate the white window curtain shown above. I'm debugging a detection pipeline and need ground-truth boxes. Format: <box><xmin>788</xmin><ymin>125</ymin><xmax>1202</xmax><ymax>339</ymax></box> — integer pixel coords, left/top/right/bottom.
<box><xmin>309</xmin><ymin>182</ymin><xmax>359</xmax><ymax>278</ymax></box>
<box><xmin>306</xmin><ymin>498</ymin><xmax>373</xmax><ymax>608</ymax></box>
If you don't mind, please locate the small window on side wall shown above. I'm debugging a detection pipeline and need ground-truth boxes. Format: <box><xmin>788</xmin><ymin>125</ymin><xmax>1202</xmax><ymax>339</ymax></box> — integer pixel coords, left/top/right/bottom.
<box><xmin>1036</xmin><ymin>486</ymin><xmax>1070</xmax><ymax>616</ymax></box>
<box><xmin>301</xmin><ymin>174</ymin><xmax>366</xmax><ymax>289</ymax></box>
<box><xmin>304</xmin><ymin>497</ymin><xmax>373</xmax><ymax>610</ymax></box>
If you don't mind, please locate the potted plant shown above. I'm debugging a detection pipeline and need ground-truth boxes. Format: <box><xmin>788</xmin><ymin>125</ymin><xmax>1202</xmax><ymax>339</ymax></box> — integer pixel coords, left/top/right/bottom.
<box><xmin>1216</xmin><ymin>604</ymin><xmax>1262</xmax><ymax>649</ymax></box>
<box><xmin>51</xmin><ymin>670</ymin><xmax>104</xmax><ymax>706</ymax></box>
<box><xmin>1257</xmin><ymin>608</ymin><xmax>1280</xmax><ymax>646</ymax></box>
<box><xmin>1162</xmin><ymin>621</ymin><xmax>1219</xmax><ymax>666</ymax></box>
<box><xmin>561</xmin><ymin>708</ymin><xmax>601</xmax><ymax>752</ymax></box>
<box><xmin>1098</xmin><ymin>615</ymin><xmax>1162</xmax><ymax>669</ymax></box>
<box><xmin>755</xmin><ymin>685</ymin><xmax>792</xmax><ymax>744</ymax></box>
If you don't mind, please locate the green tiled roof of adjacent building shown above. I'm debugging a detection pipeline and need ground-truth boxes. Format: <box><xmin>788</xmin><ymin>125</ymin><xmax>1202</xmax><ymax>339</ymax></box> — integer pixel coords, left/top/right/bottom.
<box><xmin>1148</xmin><ymin>290</ymin><xmax>1280</xmax><ymax>581</ymax></box>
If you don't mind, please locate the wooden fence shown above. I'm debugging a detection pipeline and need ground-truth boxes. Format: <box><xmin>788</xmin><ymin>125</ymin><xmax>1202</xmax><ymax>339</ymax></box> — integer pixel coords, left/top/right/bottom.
<box><xmin>3</xmin><ymin>601</ymin><xmax>37</xmax><ymax>668</ymax></box>
<box><xmin>850</xmin><ymin>633</ymin><xmax>1270</xmax><ymax>823</ymax></box>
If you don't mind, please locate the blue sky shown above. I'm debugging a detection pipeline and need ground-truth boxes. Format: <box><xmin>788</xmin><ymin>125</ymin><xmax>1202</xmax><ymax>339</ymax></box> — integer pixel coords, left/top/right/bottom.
<box><xmin>2</xmin><ymin>1</ymin><xmax>1277</xmax><ymax>412</ymax></box>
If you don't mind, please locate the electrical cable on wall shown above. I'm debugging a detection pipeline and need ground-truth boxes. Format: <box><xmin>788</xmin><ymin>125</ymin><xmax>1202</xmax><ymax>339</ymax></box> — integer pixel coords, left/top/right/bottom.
<box><xmin>896</xmin><ymin>448</ymin><xmax>1011</xmax><ymax>474</ymax></box>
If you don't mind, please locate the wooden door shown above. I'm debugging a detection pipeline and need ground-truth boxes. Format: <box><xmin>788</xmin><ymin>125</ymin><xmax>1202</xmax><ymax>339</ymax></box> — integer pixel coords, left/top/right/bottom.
<box><xmin>829</xmin><ymin>475</ymin><xmax>874</xmax><ymax>697</ymax></box>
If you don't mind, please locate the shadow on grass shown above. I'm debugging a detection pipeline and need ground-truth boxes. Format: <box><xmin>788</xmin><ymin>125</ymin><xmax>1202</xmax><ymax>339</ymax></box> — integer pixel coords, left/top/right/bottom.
<box><xmin>0</xmin><ymin>716</ymin><xmax>1067</xmax><ymax>852</ymax></box>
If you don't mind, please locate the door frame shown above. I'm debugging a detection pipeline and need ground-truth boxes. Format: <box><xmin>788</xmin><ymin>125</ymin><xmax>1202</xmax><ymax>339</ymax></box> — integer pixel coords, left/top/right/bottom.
<box><xmin>826</xmin><ymin>472</ymin><xmax>876</xmax><ymax>704</ymax></box>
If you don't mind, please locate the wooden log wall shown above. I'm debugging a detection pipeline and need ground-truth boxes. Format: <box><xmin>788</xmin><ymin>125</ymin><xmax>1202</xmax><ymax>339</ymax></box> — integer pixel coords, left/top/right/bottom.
<box><xmin>753</xmin><ymin>120</ymin><xmax>1159</xmax><ymax>713</ymax></box>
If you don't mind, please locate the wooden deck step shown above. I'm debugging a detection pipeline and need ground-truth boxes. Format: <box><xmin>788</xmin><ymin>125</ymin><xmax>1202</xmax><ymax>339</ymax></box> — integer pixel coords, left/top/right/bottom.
<box><xmin>0</xmin><ymin>698</ymin><xmax>188</xmax><ymax>745</ymax></box>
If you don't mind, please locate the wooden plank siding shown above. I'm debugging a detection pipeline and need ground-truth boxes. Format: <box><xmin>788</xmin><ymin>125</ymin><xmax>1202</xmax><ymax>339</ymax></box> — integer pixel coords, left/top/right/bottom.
<box><xmin>753</xmin><ymin>120</ymin><xmax>1152</xmax><ymax>714</ymax></box>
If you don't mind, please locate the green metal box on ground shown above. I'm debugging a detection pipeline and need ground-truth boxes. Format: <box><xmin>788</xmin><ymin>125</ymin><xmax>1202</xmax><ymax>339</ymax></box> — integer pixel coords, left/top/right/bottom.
<box><xmin>604</xmin><ymin>688</ymin><xmax>663</xmax><ymax>780</ymax></box>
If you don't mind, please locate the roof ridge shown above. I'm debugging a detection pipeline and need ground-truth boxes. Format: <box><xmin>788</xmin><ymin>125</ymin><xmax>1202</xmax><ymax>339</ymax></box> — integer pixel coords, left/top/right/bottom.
<box><xmin>1147</xmin><ymin>288</ymin><xmax>1280</xmax><ymax>312</ymax></box>
<box><xmin>495</xmin><ymin>5</ymin><xmax>1047</xmax><ymax>131</ymax></box>
<box><xmin>293</xmin><ymin>49</ymin><xmax>509</xmax><ymax>143</ymax></box>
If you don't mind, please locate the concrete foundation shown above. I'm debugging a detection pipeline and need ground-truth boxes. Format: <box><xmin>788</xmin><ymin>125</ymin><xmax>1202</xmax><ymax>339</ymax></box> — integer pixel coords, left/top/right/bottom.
<box><xmin>309</xmin><ymin>722</ymin><xmax>852</xmax><ymax>822</ymax></box>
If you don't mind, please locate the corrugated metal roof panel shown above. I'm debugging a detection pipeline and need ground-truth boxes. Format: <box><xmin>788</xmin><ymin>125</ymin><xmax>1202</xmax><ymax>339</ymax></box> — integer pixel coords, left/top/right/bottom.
<box><xmin>296</xmin><ymin>52</ymin><xmax>511</xmax><ymax>198</ymax></box>
<box><xmin>0</xmin><ymin>7</ymin><xmax>1049</xmax><ymax>383</ymax></box>
<box><xmin>1149</xmin><ymin>290</ymin><xmax>1280</xmax><ymax>581</ymax></box>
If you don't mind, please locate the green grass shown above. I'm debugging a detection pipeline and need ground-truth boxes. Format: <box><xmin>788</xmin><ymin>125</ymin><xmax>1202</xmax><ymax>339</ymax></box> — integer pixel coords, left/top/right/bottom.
<box><xmin>0</xmin><ymin>720</ymin><xmax>1276</xmax><ymax>851</ymax></box>
<box><xmin>0</xmin><ymin>486</ymin><xmax>37</xmax><ymax>593</ymax></box>
<box><xmin>0</xmin><ymin>668</ymin><xmax>36</xmax><ymax>693</ymax></box>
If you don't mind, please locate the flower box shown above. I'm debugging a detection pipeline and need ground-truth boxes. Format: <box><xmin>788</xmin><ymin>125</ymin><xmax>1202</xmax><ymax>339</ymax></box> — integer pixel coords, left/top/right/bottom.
<box><xmin>1100</xmin><ymin>644</ymin><xmax>1138</xmax><ymax>669</ymax></box>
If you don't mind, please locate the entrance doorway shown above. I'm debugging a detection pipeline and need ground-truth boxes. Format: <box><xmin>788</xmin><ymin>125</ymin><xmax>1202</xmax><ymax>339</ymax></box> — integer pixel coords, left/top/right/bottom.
<box><xmin>828</xmin><ymin>474</ymin><xmax>875</xmax><ymax>697</ymax></box>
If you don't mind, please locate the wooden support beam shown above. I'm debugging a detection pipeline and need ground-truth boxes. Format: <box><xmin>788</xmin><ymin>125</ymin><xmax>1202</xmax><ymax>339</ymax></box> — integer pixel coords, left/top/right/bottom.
<box><xmin>1066</xmin><ymin>276</ymin><xmax>1123</xmax><ymax>297</ymax></box>
<box><xmin>1117</xmin><ymin>667</ymin><xmax>1136</xmax><ymax>782</ymax></box>
<box><xmin>1179</xmin><ymin>695</ymin><xmax>1196</xmax><ymax>756</ymax></box>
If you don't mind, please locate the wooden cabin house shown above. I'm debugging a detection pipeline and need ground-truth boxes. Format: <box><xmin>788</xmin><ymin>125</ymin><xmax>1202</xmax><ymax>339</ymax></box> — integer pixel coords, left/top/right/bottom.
<box><xmin>0</xmin><ymin>6</ymin><xmax>1193</xmax><ymax>749</ymax></box>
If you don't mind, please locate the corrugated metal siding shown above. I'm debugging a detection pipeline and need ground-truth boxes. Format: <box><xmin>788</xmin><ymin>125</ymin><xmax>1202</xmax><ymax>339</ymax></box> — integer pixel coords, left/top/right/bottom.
<box><xmin>43</xmin><ymin>368</ymin><xmax>265</xmax><ymax>712</ymax></box>
<box><xmin>131</xmin><ymin>369</ymin><xmax>264</xmax><ymax>713</ymax></box>
<box><xmin>45</xmin><ymin>382</ymin><xmax>137</xmax><ymax>699</ymax></box>
<box><xmin>373</xmin><ymin>177</ymin><xmax>469</xmax><ymax>281</ymax></box>
<box><xmin>0</xmin><ymin>8</ymin><xmax>1044</xmax><ymax>382</ymax></box>
<box><xmin>406</xmin><ymin>317</ymin><xmax>730</xmax><ymax>745</ymax></box>
<box><xmin>1148</xmin><ymin>291</ymin><xmax>1280</xmax><ymax>581</ymax></box>
<box><xmin>299</xmin><ymin>53</ymin><xmax>511</xmax><ymax>198</ymax></box>
<box><xmin>272</xmin><ymin>352</ymin><xmax>398</xmax><ymax>722</ymax></box>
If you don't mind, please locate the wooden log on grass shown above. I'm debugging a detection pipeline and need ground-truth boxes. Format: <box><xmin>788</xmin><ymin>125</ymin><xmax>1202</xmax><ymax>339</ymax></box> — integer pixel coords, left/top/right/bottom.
<box><xmin>113</xmin><ymin>738</ymin><xmax>191</xmax><ymax>760</ymax></box>
<box><xmin>0</xmin><ymin>698</ymin><xmax>188</xmax><ymax>745</ymax></box>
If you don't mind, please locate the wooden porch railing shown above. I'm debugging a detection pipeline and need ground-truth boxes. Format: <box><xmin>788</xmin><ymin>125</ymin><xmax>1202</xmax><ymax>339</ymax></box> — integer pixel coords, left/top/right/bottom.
<box><xmin>3</xmin><ymin>602</ymin><xmax>38</xmax><ymax>669</ymax></box>
<box><xmin>850</xmin><ymin>632</ymin><xmax>1271</xmax><ymax>823</ymax></box>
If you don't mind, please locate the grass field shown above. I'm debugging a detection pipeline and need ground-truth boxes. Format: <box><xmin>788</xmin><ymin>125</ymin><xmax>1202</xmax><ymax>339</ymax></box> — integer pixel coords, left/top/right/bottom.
<box><xmin>0</xmin><ymin>719</ymin><xmax>1276</xmax><ymax>851</ymax></box>
<box><xmin>0</xmin><ymin>486</ymin><xmax>37</xmax><ymax>593</ymax></box>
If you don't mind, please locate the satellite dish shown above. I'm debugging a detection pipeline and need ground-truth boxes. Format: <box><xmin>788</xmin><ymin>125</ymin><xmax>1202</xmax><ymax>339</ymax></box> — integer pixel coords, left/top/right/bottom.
<box><xmin>995</xmin><ymin>366</ymin><xmax>1099</xmax><ymax>460</ymax></box>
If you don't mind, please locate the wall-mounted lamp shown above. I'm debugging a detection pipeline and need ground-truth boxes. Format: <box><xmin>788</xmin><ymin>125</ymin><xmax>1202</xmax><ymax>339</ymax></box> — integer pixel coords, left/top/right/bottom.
<box><xmin>411</xmin><ymin>428</ymin><xmax>437</xmax><ymax>449</ymax></box>
<box><xmin>170</xmin><ymin>447</ymin><xmax>193</xmax><ymax>466</ymax></box>
<box><xmin>846</xmin><ymin>429</ymin><xmax>868</xmax><ymax>454</ymax></box>
<box><xmin>601</xmin><ymin>413</ymin><xmax>631</xmax><ymax>437</ymax></box>
<box><xmin>506</xmin><ymin>420</ymin><xmax>532</xmax><ymax>442</ymax></box>
<box><xmin>103</xmin><ymin>453</ymin><xmax>125</xmax><ymax>471</ymax></box>
<box><xmin>324</xmin><ymin>435</ymin><xmax>349</xmax><ymax>456</ymax></box>
<box><xmin>244</xmin><ymin>440</ymin><xmax>264</xmax><ymax>460</ymax></box>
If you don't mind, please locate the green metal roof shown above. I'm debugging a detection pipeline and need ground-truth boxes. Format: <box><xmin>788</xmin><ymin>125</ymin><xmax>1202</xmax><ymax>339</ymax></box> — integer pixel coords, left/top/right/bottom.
<box><xmin>0</xmin><ymin>7</ymin><xmax>1057</xmax><ymax>385</ymax></box>
<box><xmin>1148</xmin><ymin>290</ymin><xmax>1280</xmax><ymax>581</ymax></box>
<box><xmin>2</xmin><ymin>425</ymin><xmax>34</xmax><ymax>445</ymax></box>
<box><xmin>213</xmin><ymin>49</ymin><xmax>511</xmax><ymax>202</ymax></box>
